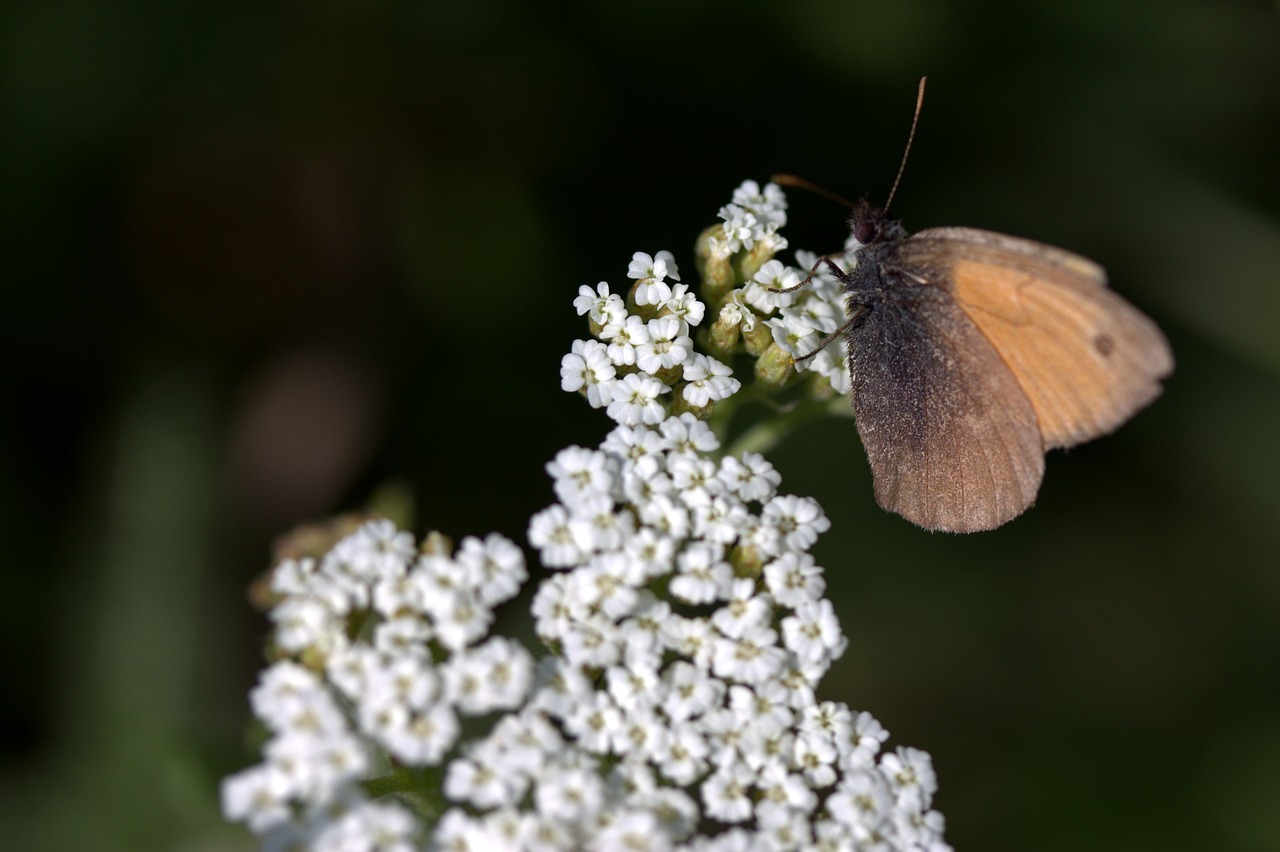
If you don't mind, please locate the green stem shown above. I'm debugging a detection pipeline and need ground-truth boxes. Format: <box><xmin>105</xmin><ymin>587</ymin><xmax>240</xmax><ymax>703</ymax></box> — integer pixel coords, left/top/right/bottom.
<box><xmin>721</xmin><ymin>395</ymin><xmax>850</xmax><ymax>459</ymax></box>
<box><xmin>363</xmin><ymin>765</ymin><xmax>446</xmax><ymax>821</ymax></box>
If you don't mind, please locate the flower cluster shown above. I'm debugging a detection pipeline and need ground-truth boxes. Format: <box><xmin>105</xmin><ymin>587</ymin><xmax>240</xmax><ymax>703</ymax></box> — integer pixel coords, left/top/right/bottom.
<box><xmin>564</xmin><ymin>247</ymin><xmax>740</xmax><ymax>426</ymax></box>
<box><xmin>491</xmin><ymin>411</ymin><xmax>949</xmax><ymax>850</ymax></box>
<box><xmin>222</xmin><ymin>180</ymin><xmax>950</xmax><ymax>851</ymax></box>
<box><xmin>221</xmin><ymin>520</ymin><xmax>533</xmax><ymax>848</ymax></box>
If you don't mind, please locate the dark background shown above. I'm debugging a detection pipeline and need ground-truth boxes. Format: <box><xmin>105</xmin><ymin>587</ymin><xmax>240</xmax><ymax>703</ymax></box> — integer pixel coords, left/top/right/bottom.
<box><xmin>3</xmin><ymin>1</ymin><xmax>1279</xmax><ymax>849</ymax></box>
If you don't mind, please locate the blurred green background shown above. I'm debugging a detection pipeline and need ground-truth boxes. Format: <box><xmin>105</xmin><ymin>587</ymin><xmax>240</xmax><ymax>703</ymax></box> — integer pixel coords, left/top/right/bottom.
<box><xmin>3</xmin><ymin>0</ymin><xmax>1279</xmax><ymax>849</ymax></box>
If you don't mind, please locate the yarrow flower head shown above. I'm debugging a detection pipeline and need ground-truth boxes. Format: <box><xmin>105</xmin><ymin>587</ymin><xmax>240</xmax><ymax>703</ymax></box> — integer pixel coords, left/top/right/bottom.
<box><xmin>224</xmin><ymin>180</ymin><xmax>949</xmax><ymax>851</ymax></box>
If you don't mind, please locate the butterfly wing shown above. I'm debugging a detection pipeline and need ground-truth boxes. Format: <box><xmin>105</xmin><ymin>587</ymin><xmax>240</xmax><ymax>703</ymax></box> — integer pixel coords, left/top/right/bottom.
<box><xmin>848</xmin><ymin>285</ymin><xmax>1045</xmax><ymax>532</ymax></box>
<box><xmin>899</xmin><ymin>227</ymin><xmax>1174</xmax><ymax>449</ymax></box>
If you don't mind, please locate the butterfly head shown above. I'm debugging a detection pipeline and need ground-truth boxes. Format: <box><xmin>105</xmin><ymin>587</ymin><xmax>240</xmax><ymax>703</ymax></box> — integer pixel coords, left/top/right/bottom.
<box><xmin>849</xmin><ymin>200</ymin><xmax>907</xmax><ymax>248</ymax></box>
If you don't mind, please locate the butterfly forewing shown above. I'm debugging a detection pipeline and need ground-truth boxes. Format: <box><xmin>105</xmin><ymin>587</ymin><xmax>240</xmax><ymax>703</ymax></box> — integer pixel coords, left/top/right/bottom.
<box><xmin>898</xmin><ymin>227</ymin><xmax>1174</xmax><ymax>449</ymax></box>
<box><xmin>848</xmin><ymin>282</ymin><xmax>1045</xmax><ymax>532</ymax></box>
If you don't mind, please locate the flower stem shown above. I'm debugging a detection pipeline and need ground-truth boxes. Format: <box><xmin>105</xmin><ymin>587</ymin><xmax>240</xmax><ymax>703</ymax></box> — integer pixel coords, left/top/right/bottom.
<box><xmin>720</xmin><ymin>395</ymin><xmax>851</xmax><ymax>459</ymax></box>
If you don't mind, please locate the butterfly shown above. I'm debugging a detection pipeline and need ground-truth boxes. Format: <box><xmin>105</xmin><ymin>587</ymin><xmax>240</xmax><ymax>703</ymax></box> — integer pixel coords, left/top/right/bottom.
<box><xmin>777</xmin><ymin>80</ymin><xmax>1174</xmax><ymax>532</ymax></box>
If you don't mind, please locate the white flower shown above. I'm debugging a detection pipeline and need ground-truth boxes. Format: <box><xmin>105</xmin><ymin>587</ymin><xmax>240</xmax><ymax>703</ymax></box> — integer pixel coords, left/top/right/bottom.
<box><xmin>789</xmin><ymin>288</ymin><xmax>843</xmax><ymax>336</ymax></box>
<box><xmin>636</xmin><ymin>316</ymin><xmax>693</xmax><ymax>373</ymax></box>
<box><xmin>528</xmin><ymin>504</ymin><xmax>586</xmax><ymax>568</ymax></box>
<box><xmin>743</xmin><ymin>259</ymin><xmax>800</xmax><ymax>312</ymax></box>
<box><xmin>654</xmin><ymin>721</ymin><xmax>711</xmax><ymax>786</ymax></box>
<box><xmin>564</xmin><ymin>690</ymin><xmax>625</xmax><ymax>754</ymax></box>
<box><xmin>595</xmin><ymin>810</ymin><xmax>670</xmax><ymax>852</ymax></box>
<box><xmin>575</xmin><ymin>281</ymin><xmax>626</xmax><ymax>325</ymax></box>
<box><xmin>711</xmin><ymin>579</ymin><xmax>772</xmax><ymax>639</ymax></box>
<box><xmin>851</xmin><ymin>711</ymin><xmax>891</xmax><ymax>761</ymax></box>
<box><xmin>601</xmin><ymin>423</ymin><xmax>672</xmax><ymax>467</ymax></box>
<box><xmin>662</xmin><ymin>661</ymin><xmax>725</xmax><ymax>722</ymax></box>
<box><xmin>731</xmin><ymin>179</ymin><xmax>788</xmax><ymax>229</ymax></box>
<box><xmin>364</xmin><ymin>651</ymin><xmax>439</xmax><ymax>711</ymax></box>
<box><xmin>825</xmin><ymin>770</ymin><xmax>893</xmax><ymax>835</ymax></box>
<box><xmin>606</xmin><ymin>373</ymin><xmax>670</xmax><ymax>426</ymax></box>
<box><xmin>446</xmin><ymin>637</ymin><xmax>535</xmax><ymax>714</ymax></box>
<box><xmin>445</xmin><ymin>749</ymin><xmax>523</xmax><ymax>809</ymax></box>
<box><xmin>717</xmin><ymin>294</ymin><xmax>757</xmax><ymax>333</ymax></box>
<box><xmin>335</xmin><ymin>518</ymin><xmax>416</xmax><ymax>580</ymax></box>
<box><xmin>573</xmin><ymin>554</ymin><xmax>641</xmax><ymax>619</ymax></box>
<box><xmin>702</xmin><ymin>762</ymin><xmax>756</xmax><ymax>823</ymax></box>
<box><xmin>717</xmin><ymin>452</ymin><xmax>782</xmax><ymax>503</ymax></box>
<box><xmin>728</xmin><ymin>681</ymin><xmax>794</xmax><ymax>739</ymax></box>
<box><xmin>767</xmin><ymin>313</ymin><xmax>826</xmax><ymax>360</ymax></box>
<box><xmin>430</xmin><ymin>588</ymin><xmax>494</xmax><ymax>651</ymax></box>
<box><xmin>794</xmin><ymin>731</ymin><xmax>839</xmax><ymax>787</ymax></box>
<box><xmin>311</xmin><ymin>800</ymin><xmax>420</xmax><ymax>852</ymax></box>
<box><xmin>622</xmin><ymin>528</ymin><xmax>677</xmax><ymax>581</ymax></box>
<box><xmin>663</xmin><ymin>615</ymin><xmax>717</xmax><ymax>672</ymax></box>
<box><xmin>711</xmin><ymin>622</ymin><xmax>787</xmax><ymax>684</ymax></box>
<box><xmin>691</xmin><ymin>495</ymin><xmax>750</xmax><ymax>545</ymax></box>
<box><xmin>546</xmin><ymin>445</ymin><xmax>614</xmax><ymax>510</ymax></box>
<box><xmin>659</xmin><ymin>412</ymin><xmax>720</xmax><ymax>456</ymax></box>
<box><xmin>668</xmin><ymin>453</ymin><xmax>723</xmax><ymax>508</ymax></box>
<box><xmin>609</xmin><ymin>706</ymin><xmax>670</xmax><ymax>762</ymax></box>
<box><xmin>805</xmin><ymin>343</ymin><xmax>852</xmax><ymax>395</ymax></box>
<box><xmin>670</xmin><ymin>541</ymin><xmax>733</xmax><ymax>605</ymax></box>
<box><xmin>681</xmin><ymin>354</ymin><xmax>739</xmax><ymax>407</ymax></box>
<box><xmin>763</xmin><ymin>552</ymin><xmax>827</xmax><ymax>607</ymax></box>
<box><xmin>534</xmin><ymin>764</ymin><xmax>606</xmax><ymax>824</ymax></box>
<box><xmin>782</xmin><ymin>598</ymin><xmax>847</xmax><ymax>664</ymax></box>
<box><xmin>455</xmin><ymin>533</ymin><xmax>528</xmax><ymax>608</ymax></box>
<box><xmin>717</xmin><ymin>204</ymin><xmax>760</xmax><ymax>254</ymax></box>
<box><xmin>628</xmin><ymin>250</ymin><xmax>681</xmax><ymax>306</ymax></box>
<box><xmin>561</xmin><ymin>339</ymin><xmax>617</xmax><ymax>408</ymax></box>
<box><xmin>880</xmin><ymin>746</ymin><xmax>939</xmax><ymax>811</ymax></box>
<box><xmin>662</xmin><ymin>282</ymin><xmax>705</xmax><ymax>328</ymax></box>
<box><xmin>270</xmin><ymin>597</ymin><xmax>340</xmax><ymax>654</ymax></box>
<box><xmin>599</xmin><ymin>313</ymin><xmax>650</xmax><ymax>367</ymax></box>
<box><xmin>761</xmin><ymin>495</ymin><xmax>831</xmax><ymax>552</ymax></box>
<box><xmin>221</xmin><ymin>764</ymin><xmax>293</xmax><ymax>832</ymax></box>
<box><xmin>381</xmin><ymin>702</ymin><xmax>459</xmax><ymax>764</ymax></box>
<box><xmin>567</xmin><ymin>493</ymin><xmax>634</xmax><ymax>553</ymax></box>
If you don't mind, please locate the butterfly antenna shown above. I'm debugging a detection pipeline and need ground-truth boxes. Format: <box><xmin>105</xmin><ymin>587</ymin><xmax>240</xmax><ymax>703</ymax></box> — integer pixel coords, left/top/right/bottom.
<box><xmin>770</xmin><ymin>174</ymin><xmax>856</xmax><ymax>208</ymax></box>
<box><xmin>884</xmin><ymin>76</ymin><xmax>926</xmax><ymax>214</ymax></box>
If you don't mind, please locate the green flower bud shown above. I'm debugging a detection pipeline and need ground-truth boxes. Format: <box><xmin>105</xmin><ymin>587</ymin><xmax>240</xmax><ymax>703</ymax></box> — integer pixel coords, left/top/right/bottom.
<box><xmin>697</xmin><ymin>226</ymin><xmax>738</xmax><ymax>304</ymax></box>
<box><xmin>672</xmin><ymin>390</ymin><xmax>713</xmax><ymax>420</ymax></box>
<box><xmin>755</xmin><ymin>342</ymin><xmax>797</xmax><ymax>389</ymax></box>
<box><xmin>729</xmin><ymin>542</ymin><xmax>765</xmax><ymax>579</ymax></box>
<box><xmin>741</xmin><ymin>316</ymin><xmax>774</xmax><ymax>357</ymax></box>
<box><xmin>420</xmin><ymin>530</ymin><xmax>453</xmax><ymax>556</ymax></box>
<box><xmin>737</xmin><ymin>239</ymin><xmax>778</xmax><ymax>283</ymax></box>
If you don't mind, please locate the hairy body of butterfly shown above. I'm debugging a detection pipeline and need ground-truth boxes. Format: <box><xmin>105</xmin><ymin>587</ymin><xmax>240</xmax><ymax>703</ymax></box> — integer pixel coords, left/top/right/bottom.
<box><xmin>828</xmin><ymin>201</ymin><xmax>1173</xmax><ymax>533</ymax></box>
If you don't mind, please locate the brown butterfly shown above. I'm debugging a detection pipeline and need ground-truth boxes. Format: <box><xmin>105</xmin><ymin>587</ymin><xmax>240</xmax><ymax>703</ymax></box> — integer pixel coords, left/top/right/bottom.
<box><xmin>777</xmin><ymin>80</ymin><xmax>1173</xmax><ymax>532</ymax></box>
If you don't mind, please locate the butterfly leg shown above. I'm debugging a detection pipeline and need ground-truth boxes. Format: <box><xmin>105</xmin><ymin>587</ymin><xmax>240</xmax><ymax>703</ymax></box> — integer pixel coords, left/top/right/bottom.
<box><xmin>771</xmin><ymin>255</ymin><xmax>849</xmax><ymax>294</ymax></box>
<box><xmin>795</xmin><ymin>305</ymin><xmax>866</xmax><ymax>363</ymax></box>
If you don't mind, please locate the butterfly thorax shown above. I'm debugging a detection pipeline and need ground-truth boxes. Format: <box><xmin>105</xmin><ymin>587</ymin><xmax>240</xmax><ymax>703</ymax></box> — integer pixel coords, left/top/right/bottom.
<box><xmin>844</xmin><ymin>201</ymin><xmax>910</xmax><ymax>305</ymax></box>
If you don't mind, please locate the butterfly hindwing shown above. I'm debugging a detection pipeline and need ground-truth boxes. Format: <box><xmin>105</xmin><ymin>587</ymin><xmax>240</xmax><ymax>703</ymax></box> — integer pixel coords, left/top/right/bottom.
<box><xmin>847</xmin><ymin>280</ymin><xmax>1045</xmax><ymax>532</ymax></box>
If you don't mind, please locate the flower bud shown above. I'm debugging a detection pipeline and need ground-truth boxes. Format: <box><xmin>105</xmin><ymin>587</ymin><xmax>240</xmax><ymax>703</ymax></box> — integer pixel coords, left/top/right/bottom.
<box><xmin>707</xmin><ymin>305</ymin><xmax>744</xmax><ymax>359</ymax></box>
<box><xmin>729</xmin><ymin>542</ymin><xmax>765</xmax><ymax>579</ymax></box>
<box><xmin>672</xmin><ymin>390</ymin><xmax>713</xmax><ymax>419</ymax></box>
<box><xmin>737</xmin><ymin>239</ymin><xmax>778</xmax><ymax>283</ymax></box>
<box><xmin>741</xmin><ymin>317</ymin><xmax>774</xmax><ymax>357</ymax></box>
<box><xmin>696</xmin><ymin>225</ymin><xmax>737</xmax><ymax>304</ymax></box>
<box><xmin>421</xmin><ymin>530</ymin><xmax>453</xmax><ymax>556</ymax></box>
<box><xmin>754</xmin><ymin>342</ymin><xmax>796</xmax><ymax>389</ymax></box>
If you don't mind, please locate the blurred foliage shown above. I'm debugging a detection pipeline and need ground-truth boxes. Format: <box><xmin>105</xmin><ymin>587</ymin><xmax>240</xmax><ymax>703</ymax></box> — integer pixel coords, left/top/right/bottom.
<box><xmin>2</xmin><ymin>0</ymin><xmax>1279</xmax><ymax>850</ymax></box>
